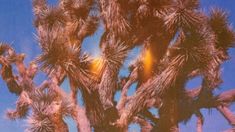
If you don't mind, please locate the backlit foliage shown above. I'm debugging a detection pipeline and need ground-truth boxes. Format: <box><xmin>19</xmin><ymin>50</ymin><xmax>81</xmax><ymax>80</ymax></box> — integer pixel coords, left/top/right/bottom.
<box><xmin>0</xmin><ymin>0</ymin><xmax>235</xmax><ymax>132</ymax></box>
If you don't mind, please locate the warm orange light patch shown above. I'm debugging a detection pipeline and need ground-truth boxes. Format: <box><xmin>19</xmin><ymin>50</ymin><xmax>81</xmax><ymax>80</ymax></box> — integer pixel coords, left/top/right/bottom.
<box><xmin>90</xmin><ymin>57</ymin><xmax>103</xmax><ymax>74</ymax></box>
<box><xmin>143</xmin><ymin>49</ymin><xmax>153</xmax><ymax>76</ymax></box>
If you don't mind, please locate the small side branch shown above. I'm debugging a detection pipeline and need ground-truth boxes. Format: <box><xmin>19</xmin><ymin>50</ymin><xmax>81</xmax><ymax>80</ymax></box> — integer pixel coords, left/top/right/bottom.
<box><xmin>133</xmin><ymin>116</ymin><xmax>153</xmax><ymax>132</ymax></box>
<box><xmin>217</xmin><ymin>106</ymin><xmax>235</xmax><ymax>126</ymax></box>
<box><xmin>117</xmin><ymin>67</ymin><xmax>138</xmax><ymax>110</ymax></box>
<box><xmin>195</xmin><ymin>111</ymin><xmax>204</xmax><ymax>132</ymax></box>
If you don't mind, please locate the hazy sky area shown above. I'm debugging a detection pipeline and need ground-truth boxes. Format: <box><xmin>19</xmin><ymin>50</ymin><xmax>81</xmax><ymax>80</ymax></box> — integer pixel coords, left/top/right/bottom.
<box><xmin>0</xmin><ymin>0</ymin><xmax>235</xmax><ymax>132</ymax></box>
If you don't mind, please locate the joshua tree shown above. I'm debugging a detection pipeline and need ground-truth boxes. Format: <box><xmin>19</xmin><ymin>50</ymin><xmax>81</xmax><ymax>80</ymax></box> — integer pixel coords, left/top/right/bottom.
<box><xmin>1</xmin><ymin>0</ymin><xmax>235</xmax><ymax>132</ymax></box>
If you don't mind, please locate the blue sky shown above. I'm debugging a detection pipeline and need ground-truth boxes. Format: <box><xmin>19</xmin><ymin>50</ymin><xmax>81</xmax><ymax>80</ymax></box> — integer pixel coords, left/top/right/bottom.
<box><xmin>0</xmin><ymin>0</ymin><xmax>235</xmax><ymax>132</ymax></box>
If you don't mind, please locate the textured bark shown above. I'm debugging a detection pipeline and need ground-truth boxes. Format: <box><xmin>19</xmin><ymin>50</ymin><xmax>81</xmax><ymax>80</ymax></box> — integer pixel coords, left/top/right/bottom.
<box><xmin>195</xmin><ymin>112</ymin><xmax>203</xmax><ymax>132</ymax></box>
<box><xmin>117</xmin><ymin>67</ymin><xmax>138</xmax><ymax>110</ymax></box>
<box><xmin>157</xmin><ymin>98</ymin><xmax>179</xmax><ymax>132</ymax></box>
<box><xmin>99</xmin><ymin>66</ymin><xmax>118</xmax><ymax>110</ymax></box>
<box><xmin>118</xmin><ymin>54</ymin><xmax>188</xmax><ymax>127</ymax></box>
<box><xmin>217</xmin><ymin>106</ymin><xmax>235</xmax><ymax>126</ymax></box>
<box><xmin>74</xmin><ymin>105</ymin><xmax>91</xmax><ymax>132</ymax></box>
<box><xmin>133</xmin><ymin>116</ymin><xmax>153</xmax><ymax>132</ymax></box>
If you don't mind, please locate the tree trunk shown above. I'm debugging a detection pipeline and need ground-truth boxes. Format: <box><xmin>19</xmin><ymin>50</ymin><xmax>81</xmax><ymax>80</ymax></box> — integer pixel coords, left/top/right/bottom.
<box><xmin>156</xmin><ymin>95</ymin><xmax>179</xmax><ymax>132</ymax></box>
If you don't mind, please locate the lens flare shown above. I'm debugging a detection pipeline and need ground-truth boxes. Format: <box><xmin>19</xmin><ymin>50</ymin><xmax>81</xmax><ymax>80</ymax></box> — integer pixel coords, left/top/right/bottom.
<box><xmin>90</xmin><ymin>56</ymin><xmax>103</xmax><ymax>74</ymax></box>
<box><xmin>143</xmin><ymin>49</ymin><xmax>153</xmax><ymax>76</ymax></box>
